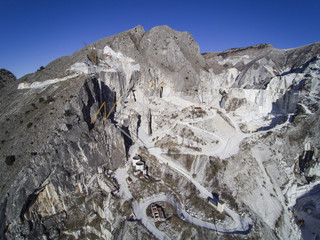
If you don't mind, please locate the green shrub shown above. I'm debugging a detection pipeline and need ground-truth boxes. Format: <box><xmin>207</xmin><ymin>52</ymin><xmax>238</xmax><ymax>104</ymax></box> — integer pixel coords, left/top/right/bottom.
<box><xmin>39</xmin><ymin>96</ymin><xmax>54</xmax><ymax>104</ymax></box>
<box><xmin>44</xmin><ymin>96</ymin><xmax>55</xmax><ymax>103</ymax></box>
<box><xmin>64</xmin><ymin>110</ymin><xmax>72</xmax><ymax>117</ymax></box>
<box><xmin>37</xmin><ymin>66</ymin><xmax>45</xmax><ymax>72</ymax></box>
<box><xmin>5</xmin><ymin>155</ymin><xmax>15</xmax><ymax>166</ymax></box>
<box><xmin>171</xmin><ymin>114</ymin><xmax>178</xmax><ymax>119</ymax></box>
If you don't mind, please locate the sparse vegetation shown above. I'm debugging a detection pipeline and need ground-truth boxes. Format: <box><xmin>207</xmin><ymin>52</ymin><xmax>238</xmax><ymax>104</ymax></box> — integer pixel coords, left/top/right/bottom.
<box><xmin>262</xmin><ymin>131</ymin><xmax>273</xmax><ymax>139</ymax></box>
<box><xmin>155</xmin><ymin>135</ymin><xmax>178</xmax><ymax>149</ymax></box>
<box><xmin>220</xmin><ymin>190</ymin><xmax>238</xmax><ymax>211</ymax></box>
<box><xmin>275</xmin><ymin>209</ymin><xmax>284</xmax><ymax>228</ymax></box>
<box><xmin>37</xmin><ymin>66</ymin><xmax>45</xmax><ymax>72</ymax></box>
<box><xmin>167</xmin><ymin>147</ymin><xmax>180</xmax><ymax>155</ymax></box>
<box><xmin>45</xmin><ymin>96</ymin><xmax>55</xmax><ymax>103</ymax></box>
<box><xmin>206</xmin><ymin>158</ymin><xmax>222</xmax><ymax>180</ymax></box>
<box><xmin>188</xmin><ymin>192</ymin><xmax>226</xmax><ymax>221</ymax></box>
<box><xmin>39</xmin><ymin>96</ymin><xmax>55</xmax><ymax>104</ymax></box>
<box><xmin>64</xmin><ymin>110</ymin><xmax>73</xmax><ymax>117</ymax></box>
<box><xmin>180</xmin><ymin>127</ymin><xmax>206</xmax><ymax>145</ymax></box>
<box><xmin>171</xmin><ymin>113</ymin><xmax>178</xmax><ymax>119</ymax></box>
<box><xmin>5</xmin><ymin>155</ymin><xmax>16</xmax><ymax>166</ymax></box>
<box><xmin>170</xmin><ymin>154</ymin><xmax>196</xmax><ymax>171</ymax></box>
<box><xmin>191</xmin><ymin>109</ymin><xmax>207</xmax><ymax>118</ymax></box>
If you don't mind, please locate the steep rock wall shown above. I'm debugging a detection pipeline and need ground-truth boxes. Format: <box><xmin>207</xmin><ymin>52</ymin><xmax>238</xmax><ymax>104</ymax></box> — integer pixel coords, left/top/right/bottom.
<box><xmin>0</xmin><ymin>77</ymin><xmax>127</xmax><ymax>239</ymax></box>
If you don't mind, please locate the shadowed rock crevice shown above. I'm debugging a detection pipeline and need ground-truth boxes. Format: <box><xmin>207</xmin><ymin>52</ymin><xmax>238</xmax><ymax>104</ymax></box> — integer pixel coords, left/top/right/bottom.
<box><xmin>20</xmin><ymin>192</ymin><xmax>42</xmax><ymax>221</ymax></box>
<box><xmin>137</xmin><ymin>114</ymin><xmax>141</xmax><ymax>137</ymax></box>
<box><xmin>80</xmin><ymin>79</ymin><xmax>96</xmax><ymax>131</ymax></box>
<box><xmin>0</xmin><ymin>199</ymin><xmax>7</xmax><ymax>236</ymax></box>
<box><xmin>119</xmin><ymin>126</ymin><xmax>133</xmax><ymax>158</ymax></box>
<box><xmin>79</xmin><ymin>77</ymin><xmax>116</xmax><ymax>130</ymax></box>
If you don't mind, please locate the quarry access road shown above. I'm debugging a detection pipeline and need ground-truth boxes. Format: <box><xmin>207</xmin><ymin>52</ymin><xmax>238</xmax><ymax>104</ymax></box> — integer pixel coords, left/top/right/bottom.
<box><xmin>123</xmin><ymin>138</ymin><xmax>251</xmax><ymax>239</ymax></box>
<box><xmin>176</xmin><ymin>116</ymin><xmax>247</xmax><ymax>159</ymax></box>
<box><xmin>146</xmin><ymin>148</ymin><xmax>252</xmax><ymax>231</ymax></box>
<box><xmin>132</xmin><ymin>193</ymin><xmax>251</xmax><ymax>240</ymax></box>
<box><xmin>123</xmin><ymin>103</ymin><xmax>251</xmax><ymax>238</ymax></box>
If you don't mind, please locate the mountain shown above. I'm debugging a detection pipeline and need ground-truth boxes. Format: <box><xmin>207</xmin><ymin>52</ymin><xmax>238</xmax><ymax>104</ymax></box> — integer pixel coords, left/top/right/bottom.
<box><xmin>0</xmin><ymin>25</ymin><xmax>319</xmax><ymax>240</ymax></box>
<box><xmin>202</xmin><ymin>42</ymin><xmax>320</xmax><ymax>88</ymax></box>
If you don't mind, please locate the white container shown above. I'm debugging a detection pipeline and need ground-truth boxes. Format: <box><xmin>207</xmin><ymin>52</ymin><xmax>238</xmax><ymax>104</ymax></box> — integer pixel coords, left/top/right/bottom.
<box><xmin>132</xmin><ymin>156</ymin><xmax>141</xmax><ymax>166</ymax></box>
<box><xmin>135</xmin><ymin>161</ymin><xmax>145</xmax><ymax>171</ymax></box>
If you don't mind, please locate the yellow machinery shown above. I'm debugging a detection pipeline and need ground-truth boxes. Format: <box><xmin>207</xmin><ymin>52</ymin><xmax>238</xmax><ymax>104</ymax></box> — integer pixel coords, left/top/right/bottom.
<box><xmin>90</xmin><ymin>98</ymin><xmax>120</xmax><ymax>124</ymax></box>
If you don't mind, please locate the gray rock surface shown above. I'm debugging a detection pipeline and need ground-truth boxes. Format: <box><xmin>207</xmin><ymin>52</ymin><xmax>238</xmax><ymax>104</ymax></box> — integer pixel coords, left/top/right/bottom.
<box><xmin>0</xmin><ymin>25</ymin><xmax>320</xmax><ymax>240</ymax></box>
<box><xmin>0</xmin><ymin>69</ymin><xmax>16</xmax><ymax>89</ymax></box>
<box><xmin>0</xmin><ymin>75</ymin><xmax>126</xmax><ymax>239</ymax></box>
<box><xmin>203</xmin><ymin>42</ymin><xmax>320</xmax><ymax>89</ymax></box>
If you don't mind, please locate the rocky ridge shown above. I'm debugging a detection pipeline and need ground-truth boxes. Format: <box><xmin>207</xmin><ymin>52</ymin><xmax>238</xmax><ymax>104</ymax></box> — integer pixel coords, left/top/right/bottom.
<box><xmin>0</xmin><ymin>69</ymin><xmax>16</xmax><ymax>89</ymax></box>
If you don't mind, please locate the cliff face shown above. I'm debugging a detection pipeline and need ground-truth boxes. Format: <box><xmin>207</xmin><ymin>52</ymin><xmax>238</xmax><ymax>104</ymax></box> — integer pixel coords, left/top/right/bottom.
<box><xmin>0</xmin><ymin>62</ymin><xmax>135</xmax><ymax>238</ymax></box>
<box><xmin>0</xmin><ymin>75</ymin><xmax>127</xmax><ymax>239</ymax></box>
<box><xmin>1</xmin><ymin>25</ymin><xmax>320</xmax><ymax>240</ymax></box>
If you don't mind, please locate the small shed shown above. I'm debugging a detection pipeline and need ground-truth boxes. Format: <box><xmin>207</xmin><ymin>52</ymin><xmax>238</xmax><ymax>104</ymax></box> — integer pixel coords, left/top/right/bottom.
<box><xmin>208</xmin><ymin>197</ymin><xmax>225</xmax><ymax>213</ymax></box>
<box><xmin>151</xmin><ymin>204</ymin><xmax>166</xmax><ymax>222</ymax></box>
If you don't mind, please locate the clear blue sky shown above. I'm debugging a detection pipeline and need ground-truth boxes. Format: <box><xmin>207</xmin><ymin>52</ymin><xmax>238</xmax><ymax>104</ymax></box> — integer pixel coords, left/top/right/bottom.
<box><xmin>0</xmin><ymin>0</ymin><xmax>319</xmax><ymax>78</ymax></box>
